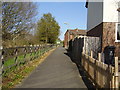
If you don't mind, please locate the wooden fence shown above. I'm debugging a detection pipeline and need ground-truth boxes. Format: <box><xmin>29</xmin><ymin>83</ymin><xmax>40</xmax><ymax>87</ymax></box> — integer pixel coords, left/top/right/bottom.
<box><xmin>68</xmin><ymin>36</ymin><xmax>119</xmax><ymax>88</ymax></box>
<box><xmin>82</xmin><ymin>36</ymin><xmax>101</xmax><ymax>59</ymax></box>
<box><xmin>82</xmin><ymin>50</ymin><xmax>119</xmax><ymax>88</ymax></box>
<box><xmin>1</xmin><ymin>44</ymin><xmax>56</xmax><ymax>75</ymax></box>
<box><xmin>69</xmin><ymin>36</ymin><xmax>101</xmax><ymax>64</ymax></box>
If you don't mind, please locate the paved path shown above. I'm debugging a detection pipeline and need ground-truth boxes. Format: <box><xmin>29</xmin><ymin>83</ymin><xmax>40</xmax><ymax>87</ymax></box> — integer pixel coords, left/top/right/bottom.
<box><xmin>18</xmin><ymin>46</ymin><xmax>87</xmax><ymax>88</ymax></box>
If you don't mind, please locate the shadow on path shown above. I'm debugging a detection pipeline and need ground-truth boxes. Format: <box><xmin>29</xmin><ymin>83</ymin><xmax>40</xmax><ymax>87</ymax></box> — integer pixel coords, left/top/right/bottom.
<box><xmin>64</xmin><ymin>51</ymin><xmax>96</xmax><ymax>89</ymax></box>
<box><xmin>18</xmin><ymin>46</ymin><xmax>88</xmax><ymax>88</ymax></box>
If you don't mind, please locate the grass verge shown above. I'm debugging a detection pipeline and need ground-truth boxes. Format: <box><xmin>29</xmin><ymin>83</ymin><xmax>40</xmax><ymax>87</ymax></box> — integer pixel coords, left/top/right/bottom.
<box><xmin>2</xmin><ymin>48</ymin><xmax>56</xmax><ymax>88</ymax></box>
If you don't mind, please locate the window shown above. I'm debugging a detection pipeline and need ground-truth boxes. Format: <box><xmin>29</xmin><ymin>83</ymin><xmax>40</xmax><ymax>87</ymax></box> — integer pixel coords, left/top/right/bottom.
<box><xmin>116</xmin><ymin>23</ymin><xmax>120</xmax><ymax>42</ymax></box>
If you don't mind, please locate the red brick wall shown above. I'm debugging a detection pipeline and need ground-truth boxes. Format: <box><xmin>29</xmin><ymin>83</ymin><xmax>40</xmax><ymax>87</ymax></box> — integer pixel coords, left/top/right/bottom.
<box><xmin>87</xmin><ymin>22</ymin><xmax>120</xmax><ymax>58</ymax></box>
<box><xmin>64</xmin><ymin>31</ymin><xmax>68</xmax><ymax>48</ymax></box>
<box><xmin>64</xmin><ymin>31</ymin><xmax>75</xmax><ymax>48</ymax></box>
<box><xmin>102</xmin><ymin>22</ymin><xmax>120</xmax><ymax>58</ymax></box>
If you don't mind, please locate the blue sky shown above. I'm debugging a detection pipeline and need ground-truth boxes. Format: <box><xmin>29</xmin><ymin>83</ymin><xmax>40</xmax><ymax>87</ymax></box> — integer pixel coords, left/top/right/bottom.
<box><xmin>36</xmin><ymin>2</ymin><xmax>87</xmax><ymax>40</ymax></box>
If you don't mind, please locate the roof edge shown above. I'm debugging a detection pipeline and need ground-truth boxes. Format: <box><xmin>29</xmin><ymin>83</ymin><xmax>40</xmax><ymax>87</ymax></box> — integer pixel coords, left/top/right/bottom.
<box><xmin>85</xmin><ymin>0</ymin><xmax>88</xmax><ymax>8</ymax></box>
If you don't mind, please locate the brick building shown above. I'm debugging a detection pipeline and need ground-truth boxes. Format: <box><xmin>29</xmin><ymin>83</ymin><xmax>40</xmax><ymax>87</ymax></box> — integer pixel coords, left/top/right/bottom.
<box><xmin>64</xmin><ymin>29</ymin><xmax>86</xmax><ymax>49</ymax></box>
<box><xmin>86</xmin><ymin>0</ymin><xmax>120</xmax><ymax>59</ymax></box>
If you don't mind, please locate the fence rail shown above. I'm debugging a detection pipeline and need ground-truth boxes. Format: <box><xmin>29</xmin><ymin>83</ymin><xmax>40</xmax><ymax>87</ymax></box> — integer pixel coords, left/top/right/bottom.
<box><xmin>1</xmin><ymin>44</ymin><xmax>56</xmax><ymax>75</ymax></box>
<box><xmin>82</xmin><ymin>50</ymin><xmax>119</xmax><ymax>88</ymax></box>
<box><xmin>69</xmin><ymin>36</ymin><xmax>119</xmax><ymax>88</ymax></box>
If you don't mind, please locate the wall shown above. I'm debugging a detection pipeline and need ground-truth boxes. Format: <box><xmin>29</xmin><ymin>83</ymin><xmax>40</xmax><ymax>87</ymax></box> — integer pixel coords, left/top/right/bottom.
<box><xmin>103</xmin><ymin>0</ymin><xmax>118</xmax><ymax>22</ymax></box>
<box><xmin>70</xmin><ymin>36</ymin><xmax>101</xmax><ymax>65</ymax></box>
<box><xmin>87</xmin><ymin>1</ymin><xmax>103</xmax><ymax>30</ymax></box>
<box><xmin>102</xmin><ymin>22</ymin><xmax>120</xmax><ymax>58</ymax></box>
<box><xmin>87</xmin><ymin>22</ymin><xmax>103</xmax><ymax>37</ymax></box>
<box><xmin>87</xmin><ymin>22</ymin><xmax>120</xmax><ymax>58</ymax></box>
<box><xmin>64</xmin><ymin>31</ymin><xmax>69</xmax><ymax>48</ymax></box>
<box><xmin>64</xmin><ymin>31</ymin><xmax>74</xmax><ymax>49</ymax></box>
<box><xmin>87</xmin><ymin>0</ymin><xmax>118</xmax><ymax>30</ymax></box>
<box><xmin>87</xmin><ymin>0</ymin><xmax>120</xmax><ymax>58</ymax></box>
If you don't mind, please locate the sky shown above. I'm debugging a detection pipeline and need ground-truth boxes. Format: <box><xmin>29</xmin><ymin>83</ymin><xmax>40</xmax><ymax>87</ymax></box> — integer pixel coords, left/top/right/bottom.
<box><xmin>36</xmin><ymin>2</ymin><xmax>87</xmax><ymax>40</ymax></box>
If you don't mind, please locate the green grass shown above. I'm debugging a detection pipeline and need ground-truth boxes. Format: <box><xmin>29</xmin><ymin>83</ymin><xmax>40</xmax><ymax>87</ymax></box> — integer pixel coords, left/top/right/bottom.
<box><xmin>4</xmin><ymin>53</ymin><xmax>35</xmax><ymax>67</ymax></box>
<box><xmin>3</xmin><ymin>48</ymin><xmax>52</xmax><ymax>75</ymax></box>
<box><xmin>2</xmin><ymin>46</ymin><xmax>56</xmax><ymax>88</ymax></box>
<box><xmin>3</xmin><ymin>46</ymin><xmax>52</xmax><ymax>69</ymax></box>
<box><xmin>2</xmin><ymin>64</ymin><xmax>35</xmax><ymax>88</ymax></box>
<box><xmin>3</xmin><ymin>53</ymin><xmax>34</xmax><ymax>76</ymax></box>
<box><xmin>17</xmin><ymin>55</ymin><xmax>24</xmax><ymax>62</ymax></box>
<box><xmin>4</xmin><ymin>58</ymin><xmax>15</xmax><ymax>67</ymax></box>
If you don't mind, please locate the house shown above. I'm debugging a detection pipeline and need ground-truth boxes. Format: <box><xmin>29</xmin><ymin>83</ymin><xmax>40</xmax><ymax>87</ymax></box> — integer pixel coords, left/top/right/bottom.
<box><xmin>86</xmin><ymin>0</ymin><xmax>120</xmax><ymax>59</ymax></box>
<box><xmin>56</xmin><ymin>38</ymin><xmax>61</xmax><ymax>44</ymax></box>
<box><xmin>64</xmin><ymin>29</ymin><xmax>86</xmax><ymax>49</ymax></box>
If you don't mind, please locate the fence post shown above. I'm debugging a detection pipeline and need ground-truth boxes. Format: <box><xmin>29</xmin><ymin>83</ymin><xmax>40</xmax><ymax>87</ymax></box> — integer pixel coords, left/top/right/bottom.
<box><xmin>114</xmin><ymin>57</ymin><xmax>119</xmax><ymax>88</ymax></box>
<box><xmin>86</xmin><ymin>49</ymin><xmax>88</xmax><ymax>55</ymax></box>
<box><xmin>98</xmin><ymin>53</ymin><xmax>102</xmax><ymax>62</ymax></box>
<box><xmin>98</xmin><ymin>53</ymin><xmax>102</xmax><ymax>86</ymax></box>
<box><xmin>91</xmin><ymin>50</ymin><xmax>93</xmax><ymax>58</ymax></box>
<box><xmin>24</xmin><ymin>47</ymin><xmax>27</xmax><ymax>62</ymax></box>
<box><xmin>0</xmin><ymin>47</ymin><xmax>3</xmax><ymax>89</ymax></box>
<box><xmin>83</xmin><ymin>47</ymin><xmax>85</xmax><ymax>54</ymax></box>
<box><xmin>90</xmin><ymin>50</ymin><xmax>93</xmax><ymax>76</ymax></box>
<box><xmin>30</xmin><ymin>45</ymin><xmax>33</xmax><ymax>60</ymax></box>
<box><xmin>15</xmin><ymin>49</ymin><xmax>18</xmax><ymax>66</ymax></box>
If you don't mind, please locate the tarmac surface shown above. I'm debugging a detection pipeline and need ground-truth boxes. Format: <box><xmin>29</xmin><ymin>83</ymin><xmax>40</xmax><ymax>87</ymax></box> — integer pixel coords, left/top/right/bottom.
<box><xmin>18</xmin><ymin>46</ymin><xmax>94</xmax><ymax>88</ymax></box>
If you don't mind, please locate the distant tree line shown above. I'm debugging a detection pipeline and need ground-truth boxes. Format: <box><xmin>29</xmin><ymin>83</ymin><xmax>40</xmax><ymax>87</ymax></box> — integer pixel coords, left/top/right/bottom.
<box><xmin>2</xmin><ymin>2</ymin><xmax>60</xmax><ymax>48</ymax></box>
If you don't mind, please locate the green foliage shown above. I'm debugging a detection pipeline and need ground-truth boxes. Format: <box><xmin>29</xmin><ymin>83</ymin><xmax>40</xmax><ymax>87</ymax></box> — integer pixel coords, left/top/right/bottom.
<box><xmin>2</xmin><ymin>46</ymin><xmax>54</xmax><ymax>88</ymax></box>
<box><xmin>36</xmin><ymin>13</ymin><xmax>60</xmax><ymax>44</ymax></box>
<box><xmin>4</xmin><ymin>58</ymin><xmax>15</xmax><ymax>67</ymax></box>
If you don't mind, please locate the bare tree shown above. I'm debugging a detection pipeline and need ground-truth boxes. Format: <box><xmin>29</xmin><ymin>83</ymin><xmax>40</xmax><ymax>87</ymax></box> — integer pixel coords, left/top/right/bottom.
<box><xmin>2</xmin><ymin>2</ymin><xmax>37</xmax><ymax>42</ymax></box>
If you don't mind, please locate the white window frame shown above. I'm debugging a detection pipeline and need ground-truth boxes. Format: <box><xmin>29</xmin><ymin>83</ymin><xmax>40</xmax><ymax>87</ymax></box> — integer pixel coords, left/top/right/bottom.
<box><xmin>115</xmin><ymin>23</ymin><xmax>120</xmax><ymax>42</ymax></box>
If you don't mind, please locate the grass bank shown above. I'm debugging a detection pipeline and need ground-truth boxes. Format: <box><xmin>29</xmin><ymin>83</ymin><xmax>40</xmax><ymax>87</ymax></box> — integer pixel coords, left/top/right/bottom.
<box><xmin>2</xmin><ymin>48</ymin><xmax>56</xmax><ymax>88</ymax></box>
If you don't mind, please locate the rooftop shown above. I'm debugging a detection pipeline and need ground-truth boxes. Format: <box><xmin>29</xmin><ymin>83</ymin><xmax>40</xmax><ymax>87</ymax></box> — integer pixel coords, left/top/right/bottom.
<box><xmin>65</xmin><ymin>29</ymin><xmax>86</xmax><ymax>36</ymax></box>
